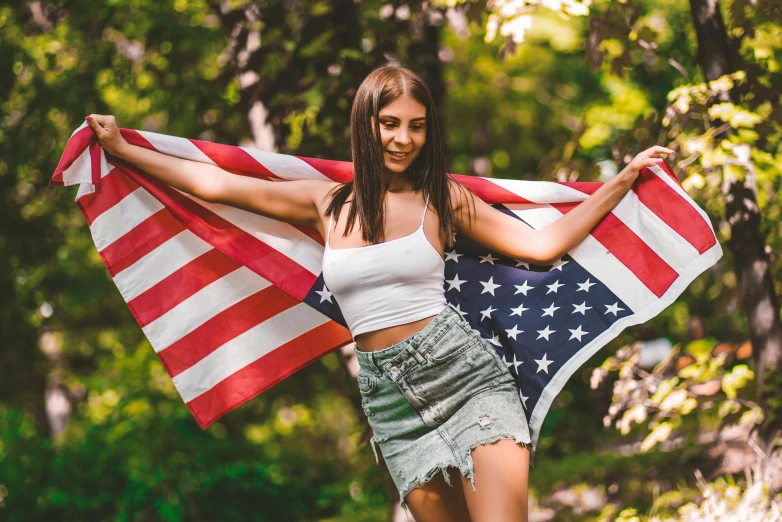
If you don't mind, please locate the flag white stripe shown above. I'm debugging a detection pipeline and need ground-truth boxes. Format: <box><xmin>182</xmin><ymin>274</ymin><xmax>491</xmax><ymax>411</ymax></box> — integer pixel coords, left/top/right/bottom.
<box><xmin>173</xmin><ymin>302</ymin><xmax>331</xmax><ymax>402</ymax></box>
<box><xmin>61</xmin><ymin>145</ymin><xmax>92</xmax><ymax>186</ymax></box>
<box><xmin>137</xmin><ymin>130</ymin><xmax>218</xmax><ymax>165</ymax></box>
<box><xmin>91</xmin><ymin>187</ymin><xmax>163</xmax><ymax>251</ymax></box>
<box><xmin>113</xmin><ymin>230</ymin><xmax>213</xmax><ymax>301</ymax></box>
<box><xmin>179</xmin><ymin>191</ymin><xmax>325</xmax><ymax>275</ymax></box>
<box><xmin>144</xmin><ymin>267</ymin><xmax>272</xmax><ymax>352</ymax></box>
<box><xmin>100</xmin><ymin>149</ymin><xmax>113</xmax><ymax>178</ymax></box>
<box><xmin>489</xmin><ymin>177</ymin><xmax>588</xmax><ymax>204</ymax></box>
<box><xmin>241</xmin><ymin>148</ymin><xmax>331</xmax><ymax>181</ymax></box>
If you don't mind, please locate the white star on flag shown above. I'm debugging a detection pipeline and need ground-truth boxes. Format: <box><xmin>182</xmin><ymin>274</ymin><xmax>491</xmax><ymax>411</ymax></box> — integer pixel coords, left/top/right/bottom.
<box><xmin>536</xmin><ymin>325</ymin><xmax>556</xmax><ymax>341</ymax></box>
<box><xmin>452</xmin><ymin>302</ymin><xmax>468</xmax><ymax>318</ymax></box>
<box><xmin>480</xmin><ymin>276</ymin><xmax>501</xmax><ymax>296</ymax></box>
<box><xmin>503</xmin><ymin>353</ymin><xmax>523</xmax><ymax>373</ymax></box>
<box><xmin>577</xmin><ymin>278</ymin><xmax>596</xmax><ymax>292</ymax></box>
<box><xmin>546</xmin><ymin>280</ymin><xmax>565</xmax><ymax>294</ymax></box>
<box><xmin>535</xmin><ymin>353</ymin><xmax>554</xmax><ymax>374</ymax></box>
<box><xmin>519</xmin><ymin>391</ymin><xmax>529</xmax><ymax>409</ymax></box>
<box><xmin>446</xmin><ymin>274</ymin><xmax>466</xmax><ymax>292</ymax></box>
<box><xmin>514</xmin><ymin>280</ymin><xmax>534</xmax><ymax>296</ymax></box>
<box><xmin>505</xmin><ymin>324</ymin><xmax>523</xmax><ymax>340</ymax></box>
<box><xmin>316</xmin><ymin>285</ymin><xmax>333</xmax><ymax>303</ymax></box>
<box><xmin>445</xmin><ymin>250</ymin><xmax>463</xmax><ymax>262</ymax></box>
<box><xmin>479</xmin><ymin>253</ymin><xmax>499</xmax><ymax>264</ymax></box>
<box><xmin>541</xmin><ymin>302</ymin><xmax>560</xmax><ymax>317</ymax></box>
<box><xmin>510</xmin><ymin>303</ymin><xmax>530</xmax><ymax>317</ymax></box>
<box><xmin>568</xmin><ymin>325</ymin><xmax>589</xmax><ymax>341</ymax></box>
<box><xmin>480</xmin><ymin>305</ymin><xmax>497</xmax><ymax>321</ymax></box>
<box><xmin>572</xmin><ymin>301</ymin><xmax>592</xmax><ymax>315</ymax></box>
<box><xmin>605</xmin><ymin>302</ymin><xmax>625</xmax><ymax>315</ymax></box>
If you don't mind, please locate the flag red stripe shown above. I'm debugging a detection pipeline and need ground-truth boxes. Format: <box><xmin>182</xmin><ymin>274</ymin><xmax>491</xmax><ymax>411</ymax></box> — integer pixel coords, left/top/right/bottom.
<box><xmin>297</xmin><ymin>156</ymin><xmax>354</xmax><ymax>183</ymax></box>
<box><xmin>160</xmin><ymin>284</ymin><xmax>300</xmax><ymax>376</ymax></box>
<box><xmin>186</xmin><ymin>320</ymin><xmax>352</xmax><ymax>428</ymax></box>
<box><xmin>122</xmin><ymin>128</ymin><xmax>157</xmax><ymax>151</ymax></box>
<box><xmin>453</xmin><ymin>175</ymin><xmax>535</xmax><ymax>205</ymax></box>
<box><xmin>191</xmin><ymin>139</ymin><xmax>278</xmax><ymax>178</ymax></box>
<box><xmin>100</xmin><ymin>210</ymin><xmax>186</xmax><ymax>277</ymax></box>
<box><xmin>114</xmin><ymin>160</ymin><xmax>318</xmax><ymax>301</ymax></box>
<box><xmin>78</xmin><ymin>167</ymin><xmax>142</xmax><ymax>225</ymax></box>
<box><xmin>89</xmin><ymin>140</ymin><xmax>102</xmax><ymax>187</ymax></box>
<box><xmin>128</xmin><ymin>249</ymin><xmax>242</xmax><ymax>326</ymax></box>
<box><xmin>633</xmin><ymin>169</ymin><xmax>716</xmax><ymax>254</ymax></box>
<box><xmin>656</xmin><ymin>159</ymin><xmax>682</xmax><ymax>186</ymax></box>
<box><xmin>552</xmin><ymin>201</ymin><xmax>678</xmax><ymax>297</ymax></box>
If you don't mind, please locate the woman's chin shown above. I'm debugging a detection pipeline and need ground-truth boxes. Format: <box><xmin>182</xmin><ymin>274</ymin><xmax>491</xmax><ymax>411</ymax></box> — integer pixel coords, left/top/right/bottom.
<box><xmin>384</xmin><ymin>162</ymin><xmax>409</xmax><ymax>172</ymax></box>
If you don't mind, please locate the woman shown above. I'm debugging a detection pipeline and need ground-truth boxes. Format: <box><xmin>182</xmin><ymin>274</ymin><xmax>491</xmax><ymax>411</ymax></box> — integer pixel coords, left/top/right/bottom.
<box><xmin>85</xmin><ymin>64</ymin><xmax>672</xmax><ymax>522</ymax></box>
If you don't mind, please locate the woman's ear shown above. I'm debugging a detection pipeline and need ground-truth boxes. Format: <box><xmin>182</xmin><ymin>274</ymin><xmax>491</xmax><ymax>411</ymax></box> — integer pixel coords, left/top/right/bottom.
<box><xmin>370</xmin><ymin>116</ymin><xmax>376</xmax><ymax>138</ymax></box>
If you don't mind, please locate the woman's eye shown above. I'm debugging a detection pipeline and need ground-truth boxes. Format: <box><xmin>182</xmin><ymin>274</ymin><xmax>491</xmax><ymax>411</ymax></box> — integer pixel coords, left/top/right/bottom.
<box><xmin>382</xmin><ymin>123</ymin><xmax>425</xmax><ymax>131</ymax></box>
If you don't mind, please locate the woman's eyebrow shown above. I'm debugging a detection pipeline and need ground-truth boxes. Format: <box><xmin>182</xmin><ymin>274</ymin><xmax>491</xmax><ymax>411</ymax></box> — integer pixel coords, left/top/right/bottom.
<box><xmin>379</xmin><ymin>114</ymin><xmax>427</xmax><ymax>122</ymax></box>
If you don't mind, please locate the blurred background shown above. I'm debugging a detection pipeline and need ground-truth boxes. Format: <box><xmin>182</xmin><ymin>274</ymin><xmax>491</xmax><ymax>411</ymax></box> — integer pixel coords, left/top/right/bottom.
<box><xmin>1</xmin><ymin>0</ymin><xmax>781</xmax><ymax>520</ymax></box>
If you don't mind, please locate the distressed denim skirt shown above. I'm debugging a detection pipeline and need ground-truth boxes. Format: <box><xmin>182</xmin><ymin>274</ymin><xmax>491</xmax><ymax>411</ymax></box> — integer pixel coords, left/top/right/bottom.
<box><xmin>354</xmin><ymin>302</ymin><xmax>534</xmax><ymax>513</ymax></box>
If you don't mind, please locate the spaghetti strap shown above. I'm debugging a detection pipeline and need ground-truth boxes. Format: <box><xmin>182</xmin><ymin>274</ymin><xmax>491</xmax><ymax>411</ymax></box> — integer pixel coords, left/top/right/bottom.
<box><xmin>326</xmin><ymin>213</ymin><xmax>333</xmax><ymax>247</ymax></box>
<box><xmin>420</xmin><ymin>194</ymin><xmax>430</xmax><ymax>228</ymax></box>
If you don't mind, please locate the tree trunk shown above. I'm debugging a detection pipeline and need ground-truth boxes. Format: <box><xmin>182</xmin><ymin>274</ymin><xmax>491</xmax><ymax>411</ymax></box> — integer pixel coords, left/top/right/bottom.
<box><xmin>689</xmin><ymin>0</ymin><xmax>782</xmax><ymax>455</ymax></box>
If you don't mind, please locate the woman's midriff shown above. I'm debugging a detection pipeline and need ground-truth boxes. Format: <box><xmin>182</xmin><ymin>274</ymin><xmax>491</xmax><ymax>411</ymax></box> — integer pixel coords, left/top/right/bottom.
<box><xmin>354</xmin><ymin>314</ymin><xmax>439</xmax><ymax>352</ymax></box>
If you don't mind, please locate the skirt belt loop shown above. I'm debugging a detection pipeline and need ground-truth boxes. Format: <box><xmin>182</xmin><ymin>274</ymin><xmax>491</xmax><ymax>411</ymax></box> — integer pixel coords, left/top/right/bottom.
<box><xmin>405</xmin><ymin>344</ymin><xmax>427</xmax><ymax>365</ymax></box>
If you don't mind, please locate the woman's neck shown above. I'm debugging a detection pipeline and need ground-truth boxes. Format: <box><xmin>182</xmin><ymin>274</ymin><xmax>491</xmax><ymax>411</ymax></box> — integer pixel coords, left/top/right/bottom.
<box><xmin>384</xmin><ymin>169</ymin><xmax>414</xmax><ymax>193</ymax></box>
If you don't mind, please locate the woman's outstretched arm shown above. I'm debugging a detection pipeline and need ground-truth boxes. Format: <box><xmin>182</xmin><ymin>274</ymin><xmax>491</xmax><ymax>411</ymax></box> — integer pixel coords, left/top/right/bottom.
<box><xmin>452</xmin><ymin>146</ymin><xmax>674</xmax><ymax>265</ymax></box>
<box><xmin>85</xmin><ymin>114</ymin><xmax>334</xmax><ymax>230</ymax></box>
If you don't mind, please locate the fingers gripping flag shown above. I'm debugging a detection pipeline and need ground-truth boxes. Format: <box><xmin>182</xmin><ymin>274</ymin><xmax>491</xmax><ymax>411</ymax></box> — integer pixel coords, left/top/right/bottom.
<box><xmin>51</xmin><ymin>122</ymin><xmax>722</xmax><ymax>448</ymax></box>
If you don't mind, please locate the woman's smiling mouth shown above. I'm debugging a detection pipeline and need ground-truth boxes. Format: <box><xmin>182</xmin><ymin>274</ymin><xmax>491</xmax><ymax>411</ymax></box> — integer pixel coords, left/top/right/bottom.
<box><xmin>387</xmin><ymin>151</ymin><xmax>410</xmax><ymax>160</ymax></box>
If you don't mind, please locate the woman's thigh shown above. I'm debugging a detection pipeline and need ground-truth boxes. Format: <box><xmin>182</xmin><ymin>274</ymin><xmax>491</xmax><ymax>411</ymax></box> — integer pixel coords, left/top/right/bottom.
<box><xmin>460</xmin><ymin>439</ymin><xmax>531</xmax><ymax>522</ymax></box>
<box><xmin>404</xmin><ymin>467</ymin><xmax>471</xmax><ymax>522</ymax></box>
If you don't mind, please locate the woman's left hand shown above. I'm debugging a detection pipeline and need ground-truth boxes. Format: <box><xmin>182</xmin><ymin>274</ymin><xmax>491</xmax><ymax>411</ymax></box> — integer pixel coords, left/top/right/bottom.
<box><xmin>617</xmin><ymin>145</ymin><xmax>675</xmax><ymax>186</ymax></box>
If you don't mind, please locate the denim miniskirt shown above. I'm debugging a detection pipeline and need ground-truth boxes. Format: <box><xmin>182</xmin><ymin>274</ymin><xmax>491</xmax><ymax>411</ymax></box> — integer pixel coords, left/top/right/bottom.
<box><xmin>354</xmin><ymin>302</ymin><xmax>534</xmax><ymax>513</ymax></box>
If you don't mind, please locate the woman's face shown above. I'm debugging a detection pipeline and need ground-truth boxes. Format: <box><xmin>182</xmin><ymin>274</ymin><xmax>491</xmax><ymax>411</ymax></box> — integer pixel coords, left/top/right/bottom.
<box><xmin>372</xmin><ymin>94</ymin><xmax>427</xmax><ymax>175</ymax></box>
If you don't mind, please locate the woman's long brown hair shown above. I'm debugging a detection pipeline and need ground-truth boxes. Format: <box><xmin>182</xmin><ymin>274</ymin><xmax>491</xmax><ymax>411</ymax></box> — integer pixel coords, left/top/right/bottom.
<box><xmin>325</xmin><ymin>64</ymin><xmax>474</xmax><ymax>248</ymax></box>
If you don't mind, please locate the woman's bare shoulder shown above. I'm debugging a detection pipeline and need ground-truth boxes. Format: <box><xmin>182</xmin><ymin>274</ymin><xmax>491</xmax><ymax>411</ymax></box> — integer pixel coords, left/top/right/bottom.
<box><xmin>310</xmin><ymin>179</ymin><xmax>342</xmax><ymax>200</ymax></box>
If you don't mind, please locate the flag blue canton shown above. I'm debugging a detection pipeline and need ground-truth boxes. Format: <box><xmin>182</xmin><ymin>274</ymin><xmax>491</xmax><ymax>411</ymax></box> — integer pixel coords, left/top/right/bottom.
<box><xmin>443</xmin><ymin>206</ymin><xmax>633</xmax><ymax>430</ymax></box>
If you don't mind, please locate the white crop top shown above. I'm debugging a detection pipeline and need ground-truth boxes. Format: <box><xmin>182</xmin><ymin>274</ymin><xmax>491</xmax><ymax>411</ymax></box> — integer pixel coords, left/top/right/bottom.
<box><xmin>321</xmin><ymin>194</ymin><xmax>447</xmax><ymax>338</ymax></box>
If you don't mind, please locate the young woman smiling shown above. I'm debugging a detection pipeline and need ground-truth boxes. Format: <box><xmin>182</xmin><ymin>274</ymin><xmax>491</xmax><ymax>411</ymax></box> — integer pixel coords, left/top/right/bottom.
<box><xmin>86</xmin><ymin>64</ymin><xmax>672</xmax><ymax>522</ymax></box>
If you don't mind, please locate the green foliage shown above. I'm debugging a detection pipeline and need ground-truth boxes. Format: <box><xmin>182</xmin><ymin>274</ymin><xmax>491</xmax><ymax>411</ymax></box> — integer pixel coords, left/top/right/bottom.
<box><xmin>1</xmin><ymin>0</ymin><xmax>780</xmax><ymax>519</ymax></box>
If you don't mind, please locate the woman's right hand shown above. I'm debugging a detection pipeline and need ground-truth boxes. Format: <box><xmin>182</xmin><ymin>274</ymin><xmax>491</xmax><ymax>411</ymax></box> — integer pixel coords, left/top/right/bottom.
<box><xmin>85</xmin><ymin>114</ymin><xmax>130</xmax><ymax>158</ymax></box>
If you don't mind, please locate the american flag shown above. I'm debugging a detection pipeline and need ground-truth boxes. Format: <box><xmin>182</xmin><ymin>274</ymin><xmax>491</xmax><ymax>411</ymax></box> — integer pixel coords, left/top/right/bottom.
<box><xmin>51</xmin><ymin>122</ymin><xmax>722</xmax><ymax>447</ymax></box>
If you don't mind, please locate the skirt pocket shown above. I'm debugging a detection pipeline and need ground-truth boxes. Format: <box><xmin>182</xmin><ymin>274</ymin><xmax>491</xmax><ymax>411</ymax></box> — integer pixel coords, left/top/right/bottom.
<box><xmin>409</xmin><ymin>324</ymin><xmax>506</xmax><ymax>416</ymax></box>
<box><xmin>423</xmin><ymin>322</ymin><xmax>481</xmax><ymax>364</ymax></box>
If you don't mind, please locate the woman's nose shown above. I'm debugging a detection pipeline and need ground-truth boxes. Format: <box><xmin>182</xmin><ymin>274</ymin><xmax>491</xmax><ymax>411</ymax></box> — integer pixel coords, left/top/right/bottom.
<box><xmin>394</xmin><ymin>129</ymin><xmax>411</xmax><ymax>145</ymax></box>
